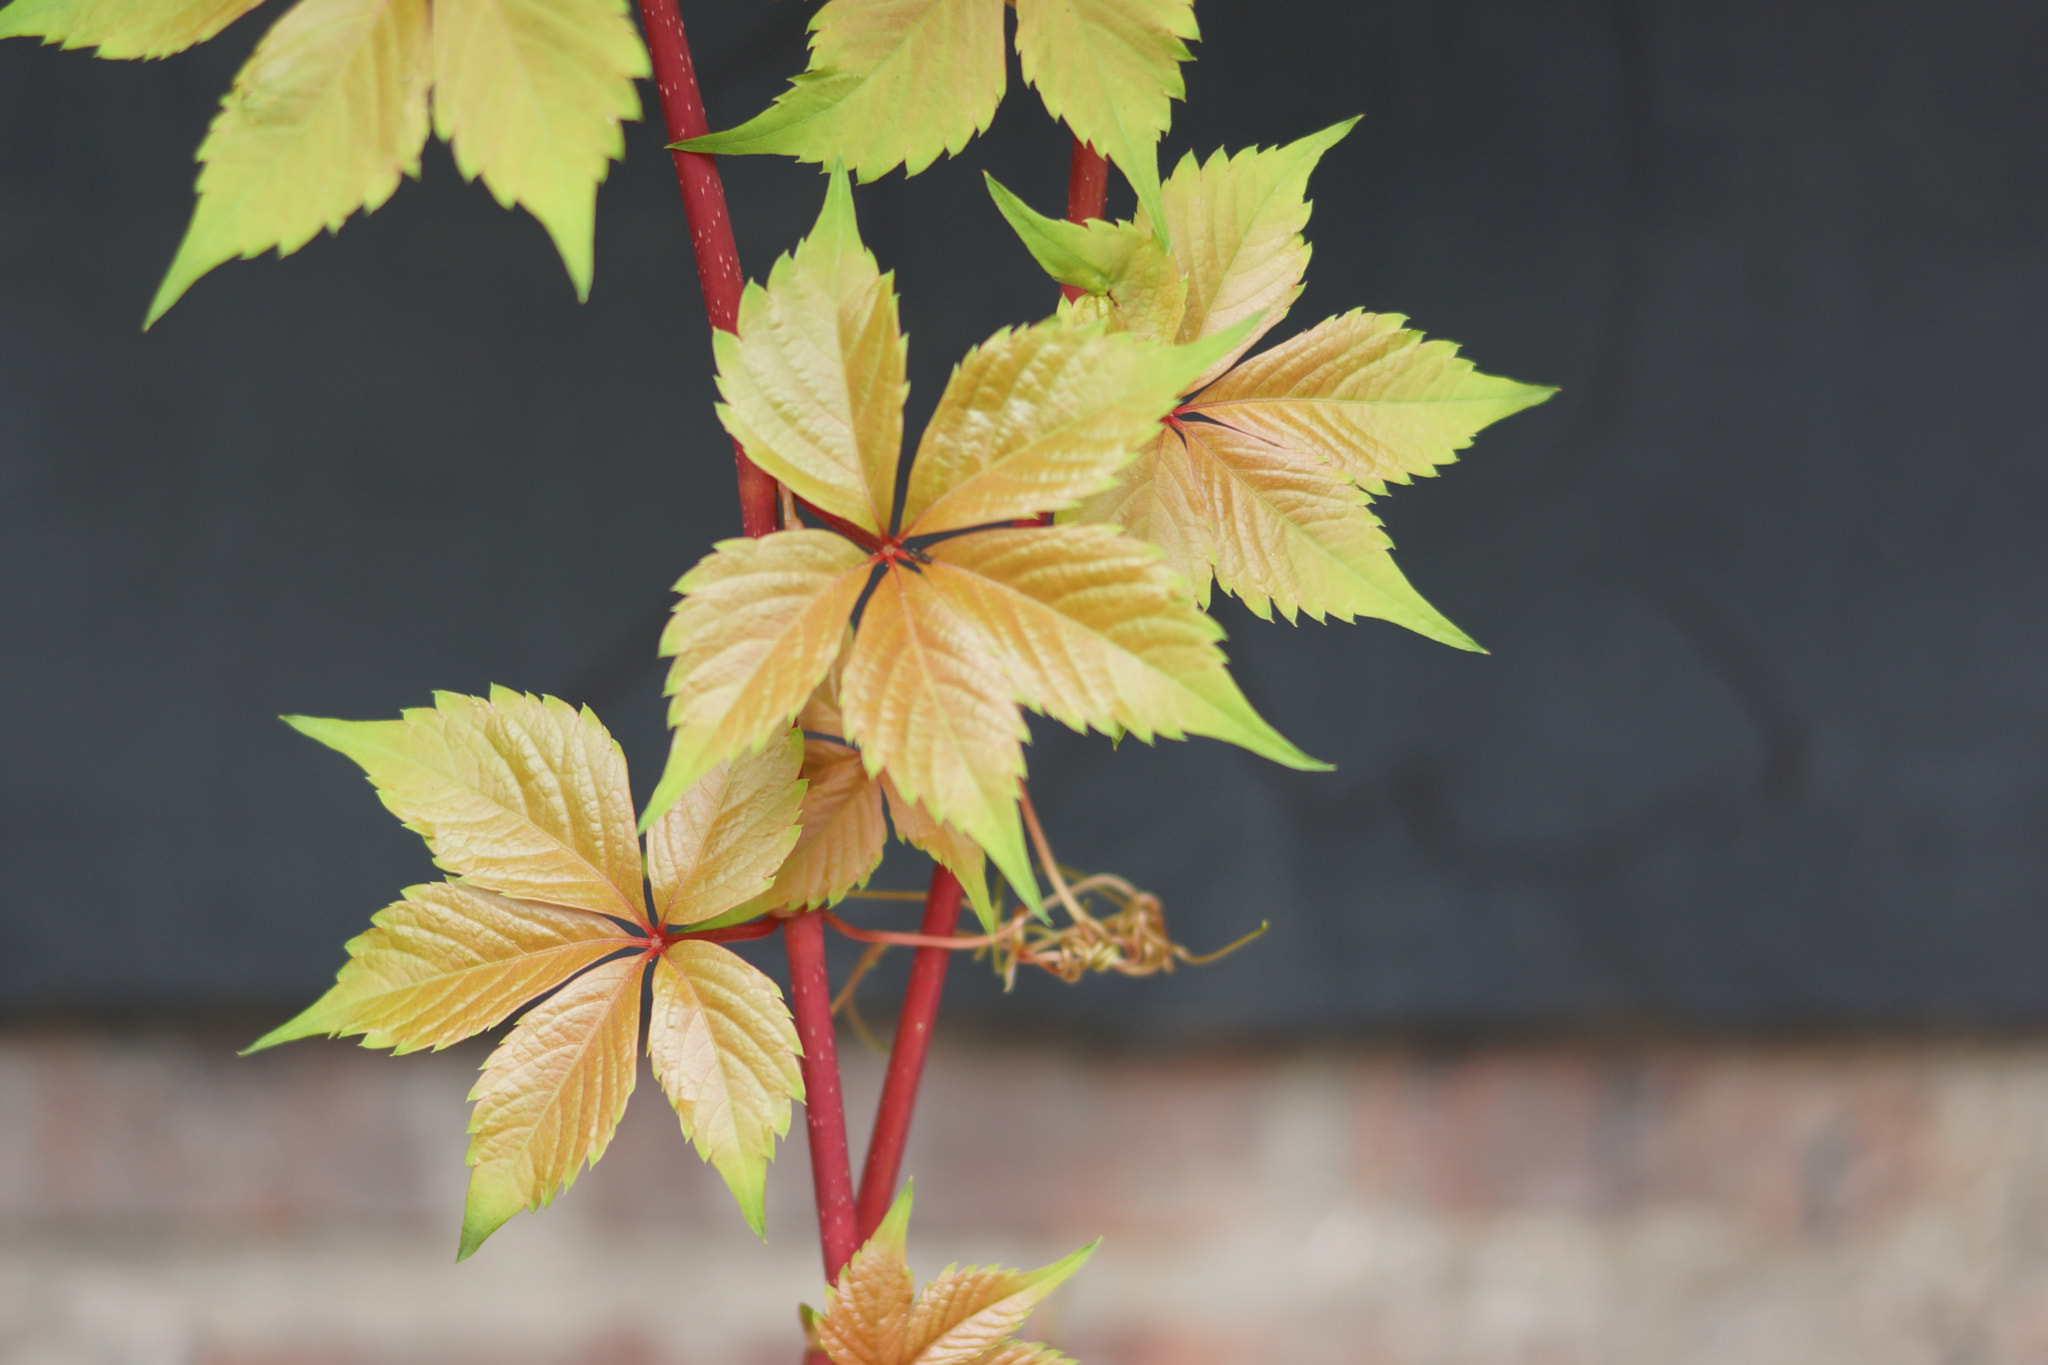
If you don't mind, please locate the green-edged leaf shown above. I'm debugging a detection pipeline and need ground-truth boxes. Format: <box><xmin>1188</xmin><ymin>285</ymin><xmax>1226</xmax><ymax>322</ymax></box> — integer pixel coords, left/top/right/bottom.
<box><xmin>922</xmin><ymin>524</ymin><xmax>1329</xmax><ymax>766</ymax></box>
<box><xmin>814</xmin><ymin>1182</ymin><xmax>1096</xmax><ymax>1365</ymax></box>
<box><xmin>840</xmin><ymin>565</ymin><xmax>1037</xmax><ymax>908</ymax></box>
<box><xmin>648</xmin><ymin>529</ymin><xmax>873</xmax><ymax>830</ymax></box>
<box><xmin>0</xmin><ymin>0</ymin><xmax>266</xmax><ymax>58</ymax></box>
<box><xmin>714</xmin><ymin>170</ymin><xmax>905</xmax><ymax>533</ymax></box>
<box><xmin>144</xmin><ymin>0</ymin><xmax>430</xmax><ymax>326</ymax></box>
<box><xmin>459</xmin><ymin>952</ymin><xmax>641</xmax><ymax>1259</ymax></box>
<box><xmin>1175</xmin><ymin>419</ymin><xmax>1479</xmax><ymax>645</ymax></box>
<box><xmin>287</xmin><ymin>688</ymin><xmax>649</xmax><ymax>926</ymax></box>
<box><xmin>647</xmin><ymin>728</ymin><xmax>808</xmax><ymax>927</ymax></box>
<box><xmin>757</xmin><ymin>738</ymin><xmax>889</xmax><ymax>911</ymax></box>
<box><xmin>880</xmin><ymin>774</ymin><xmax>996</xmax><ymax>932</ymax></box>
<box><xmin>246</xmin><ymin>882</ymin><xmax>629</xmax><ymax>1055</ymax></box>
<box><xmin>1012</xmin><ymin>0</ymin><xmax>1196</xmax><ymax>236</ymax></box>
<box><xmin>984</xmin><ymin>173</ymin><xmax>1187</xmax><ymax>344</ymax></box>
<box><xmin>430</xmin><ymin>0</ymin><xmax>648</xmax><ymax>299</ymax></box>
<box><xmin>647</xmin><ymin>941</ymin><xmax>803</xmax><ymax>1236</ymax></box>
<box><xmin>679</xmin><ymin>0</ymin><xmax>1005</xmax><ymax>182</ymax></box>
<box><xmin>901</xmin><ymin>319</ymin><xmax>1235</xmax><ymax>536</ymax></box>
<box><xmin>1142</xmin><ymin>118</ymin><xmax>1357</xmax><ymax>387</ymax></box>
<box><xmin>1185</xmin><ymin>309</ymin><xmax>1556</xmax><ymax>488</ymax></box>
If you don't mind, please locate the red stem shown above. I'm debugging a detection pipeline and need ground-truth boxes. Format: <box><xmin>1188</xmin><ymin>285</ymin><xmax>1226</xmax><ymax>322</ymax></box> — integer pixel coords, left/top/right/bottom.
<box><xmin>633</xmin><ymin>0</ymin><xmax>854</xmax><ymax>1324</ymax></box>
<box><xmin>854</xmin><ymin>866</ymin><xmax>965</xmax><ymax>1238</ymax></box>
<box><xmin>635</xmin><ymin>0</ymin><xmax>779</xmax><ymax>538</ymax></box>
<box><xmin>1060</xmin><ymin>136</ymin><xmax>1110</xmax><ymax>302</ymax></box>
<box><xmin>783</xmin><ymin>911</ymin><xmax>861</xmax><ymax>1281</ymax></box>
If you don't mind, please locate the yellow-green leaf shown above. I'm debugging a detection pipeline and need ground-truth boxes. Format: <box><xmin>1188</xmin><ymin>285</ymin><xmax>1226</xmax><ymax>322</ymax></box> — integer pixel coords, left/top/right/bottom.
<box><xmin>647</xmin><ymin>941</ymin><xmax>803</xmax><ymax>1236</ymax></box>
<box><xmin>459</xmin><ymin>951</ymin><xmax>641</xmax><ymax>1258</ymax></box>
<box><xmin>144</xmin><ymin>0</ymin><xmax>430</xmax><ymax>326</ymax></box>
<box><xmin>714</xmin><ymin>169</ymin><xmax>904</xmax><ymax>534</ymax></box>
<box><xmin>430</xmin><ymin>0</ymin><xmax>648</xmax><ymax>300</ymax></box>
<box><xmin>647</xmin><ymin>728</ymin><xmax>807</xmax><ymax>927</ymax></box>
<box><xmin>287</xmin><ymin>688</ymin><xmax>649</xmax><ymax>926</ymax></box>
<box><xmin>922</xmin><ymin>524</ymin><xmax>1329</xmax><ymax>767</ymax></box>
<box><xmin>1142</xmin><ymin>118</ymin><xmax>1357</xmax><ymax>387</ymax></box>
<box><xmin>648</xmin><ymin>530</ymin><xmax>874</xmax><ymax>830</ymax></box>
<box><xmin>984</xmin><ymin>172</ymin><xmax>1186</xmax><ymax>344</ymax></box>
<box><xmin>814</xmin><ymin>1183</ymin><xmax>1096</xmax><ymax>1365</ymax></box>
<box><xmin>758</xmin><ymin>738</ymin><xmax>890</xmax><ymax>911</ymax></box>
<box><xmin>0</xmin><ymin>0</ymin><xmax>266</xmax><ymax>58</ymax></box>
<box><xmin>900</xmin><ymin>319</ymin><xmax>1232</xmax><ymax>536</ymax></box>
<box><xmin>1012</xmin><ymin>0</ymin><xmax>1196</xmax><ymax>237</ymax></box>
<box><xmin>840</xmin><ymin>565</ymin><xmax>1037</xmax><ymax>908</ymax></box>
<box><xmin>880</xmin><ymin>774</ymin><xmax>995</xmax><ymax>932</ymax></box>
<box><xmin>245</xmin><ymin>882</ymin><xmax>629</xmax><ymax>1055</ymax></box>
<box><xmin>1185</xmin><ymin>309</ymin><xmax>1556</xmax><ymax>488</ymax></box>
<box><xmin>679</xmin><ymin>0</ymin><xmax>1005</xmax><ymax>182</ymax></box>
<box><xmin>1174</xmin><ymin>419</ymin><xmax>1479</xmax><ymax>646</ymax></box>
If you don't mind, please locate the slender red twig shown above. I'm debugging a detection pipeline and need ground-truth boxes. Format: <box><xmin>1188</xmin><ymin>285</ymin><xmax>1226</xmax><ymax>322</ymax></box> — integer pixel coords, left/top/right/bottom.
<box><xmin>853</xmin><ymin>866</ymin><xmax>964</xmax><ymax>1238</ymax></box>
<box><xmin>783</xmin><ymin>910</ymin><xmax>862</xmax><ymax>1280</ymax></box>
<box><xmin>1060</xmin><ymin>135</ymin><xmax>1110</xmax><ymax>301</ymax></box>
<box><xmin>633</xmin><ymin>0</ymin><xmax>857</xmax><ymax>1317</ymax></box>
<box><xmin>635</xmin><ymin>0</ymin><xmax>778</xmax><ymax>538</ymax></box>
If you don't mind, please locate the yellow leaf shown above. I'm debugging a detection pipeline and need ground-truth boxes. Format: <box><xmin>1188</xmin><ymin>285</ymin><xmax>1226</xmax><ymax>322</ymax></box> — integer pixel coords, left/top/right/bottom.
<box><xmin>144</xmin><ymin>0</ymin><xmax>430</xmax><ymax>325</ymax></box>
<box><xmin>1176</xmin><ymin>420</ymin><xmax>1478</xmax><ymax>646</ymax></box>
<box><xmin>900</xmin><ymin>319</ymin><xmax>1224</xmax><ymax>536</ymax></box>
<box><xmin>758</xmin><ymin>738</ymin><xmax>889</xmax><ymax>911</ymax></box>
<box><xmin>1185</xmin><ymin>309</ymin><xmax>1557</xmax><ymax>487</ymax></box>
<box><xmin>647</xmin><ymin>729</ymin><xmax>807</xmax><ymax>927</ymax></box>
<box><xmin>0</xmin><ymin>0</ymin><xmax>266</xmax><ymax>58</ymax></box>
<box><xmin>714</xmin><ymin>169</ymin><xmax>905</xmax><ymax>534</ymax></box>
<box><xmin>430</xmin><ymin>0</ymin><xmax>648</xmax><ymax>300</ymax></box>
<box><xmin>648</xmin><ymin>941</ymin><xmax>803</xmax><ymax>1236</ymax></box>
<box><xmin>921</xmin><ymin>525</ymin><xmax>1327</xmax><ymax>767</ymax></box>
<box><xmin>287</xmin><ymin>688</ymin><xmax>649</xmax><ymax>926</ymax></box>
<box><xmin>840</xmin><ymin>565</ymin><xmax>1036</xmax><ymax>907</ymax></box>
<box><xmin>1012</xmin><ymin>0</ymin><xmax>1196</xmax><ymax>235</ymax></box>
<box><xmin>814</xmin><ymin>1184</ymin><xmax>1095</xmax><ymax>1365</ymax></box>
<box><xmin>246</xmin><ymin>882</ymin><xmax>630</xmax><ymax>1055</ymax></box>
<box><xmin>648</xmin><ymin>530</ymin><xmax>874</xmax><ymax>830</ymax></box>
<box><xmin>1142</xmin><ymin>118</ymin><xmax>1357</xmax><ymax>387</ymax></box>
<box><xmin>680</xmin><ymin>0</ymin><xmax>1006</xmax><ymax>183</ymax></box>
<box><xmin>880</xmin><ymin>774</ymin><xmax>995</xmax><ymax>931</ymax></box>
<box><xmin>460</xmin><ymin>952</ymin><xmax>642</xmax><ymax>1258</ymax></box>
<box><xmin>1063</xmin><ymin>425</ymin><xmax>1212</xmax><ymax>604</ymax></box>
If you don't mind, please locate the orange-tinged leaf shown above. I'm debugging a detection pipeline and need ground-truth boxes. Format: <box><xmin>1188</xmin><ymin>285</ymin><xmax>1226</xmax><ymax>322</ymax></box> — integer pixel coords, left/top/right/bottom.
<box><xmin>922</xmin><ymin>525</ymin><xmax>1327</xmax><ymax>768</ymax></box>
<box><xmin>459</xmin><ymin>951</ymin><xmax>642</xmax><ymax>1258</ymax></box>
<box><xmin>880</xmin><ymin>774</ymin><xmax>995</xmax><ymax>931</ymax></box>
<box><xmin>246</xmin><ymin>882</ymin><xmax>629</xmax><ymax>1055</ymax></box>
<box><xmin>714</xmin><ymin>170</ymin><xmax>905</xmax><ymax>534</ymax></box>
<box><xmin>287</xmin><ymin>688</ymin><xmax>648</xmax><ymax>926</ymax></box>
<box><xmin>1141</xmin><ymin>118</ymin><xmax>1357</xmax><ymax>387</ymax></box>
<box><xmin>648</xmin><ymin>529</ymin><xmax>874</xmax><ymax>830</ymax></box>
<box><xmin>0</xmin><ymin>0</ymin><xmax>266</xmax><ymax>58</ymax></box>
<box><xmin>648</xmin><ymin>941</ymin><xmax>803</xmax><ymax>1235</ymax></box>
<box><xmin>429</xmin><ymin>0</ymin><xmax>648</xmax><ymax>299</ymax></box>
<box><xmin>1185</xmin><ymin>309</ymin><xmax>1557</xmax><ymax>488</ymax></box>
<box><xmin>647</xmin><ymin>729</ymin><xmax>807</xmax><ymax>927</ymax></box>
<box><xmin>1063</xmin><ymin>425</ymin><xmax>1212</xmax><ymax>602</ymax></box>
<box><xmin>815</xmin><ymin>1184</ymin><xmax>1096</xmax><ymax>1365</ymax></box>
<box><xmin>757</xmin><ymin>737</ymin><xmax>889</xmax><ymax>911</ymax></box>
<box><xmin>900</xmin><ymin>319</ymin><xmax>1229</xmax><ymax>536</ymax></box>
<box><xmin>840</xmin><ymin>565</ymin><xmax>1036</xmax><ymax>907</ymax></box>
<box><xmin>1173</xmin><ymin>419</ymin><xmax>1478</xmax><ymax>645</ymax></box>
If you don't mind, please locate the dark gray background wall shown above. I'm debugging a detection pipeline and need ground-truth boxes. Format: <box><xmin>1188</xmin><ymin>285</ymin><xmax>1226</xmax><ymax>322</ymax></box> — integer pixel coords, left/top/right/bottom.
<box><xmin>2</xmin><ymin>0</ymin><xmax>2042</xmax><ymax>1035</ymax></box>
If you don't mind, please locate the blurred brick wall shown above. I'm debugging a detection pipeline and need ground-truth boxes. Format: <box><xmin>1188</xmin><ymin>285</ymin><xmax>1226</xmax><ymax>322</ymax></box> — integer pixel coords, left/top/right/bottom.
<box><xmin>6</xmin><ymin>1028</ymin><xmax>2048</xmax><ymax>1364</ymax></box>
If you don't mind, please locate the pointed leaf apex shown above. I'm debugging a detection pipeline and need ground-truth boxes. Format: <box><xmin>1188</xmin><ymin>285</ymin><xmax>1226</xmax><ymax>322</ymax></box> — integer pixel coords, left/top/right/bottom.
<box><xmin>874</xmin><ymin>1178</ymin><xmax>914</xmax><ymax>1252</ymax></box>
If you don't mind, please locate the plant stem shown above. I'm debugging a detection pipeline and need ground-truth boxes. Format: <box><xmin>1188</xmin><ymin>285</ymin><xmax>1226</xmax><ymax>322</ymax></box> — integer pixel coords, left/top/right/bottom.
<box><xmin>853</xmin><ymin>865</ymin><xmax>964</xmax><ymax>1239</ymax></box>
<box><xmin>1060</xmin><ymin>136</ymin><xmax>1110</xmax><ymax>301</ymax></box>
<box><xmin>634</xmin><ymin>0</ymin><xmax>779</xmax><ymax>538</ymax></box>
<box><xmin>782</xmin><ymin>910</ymin><xmax>861</xmax><ymax>1281</ymax></box>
